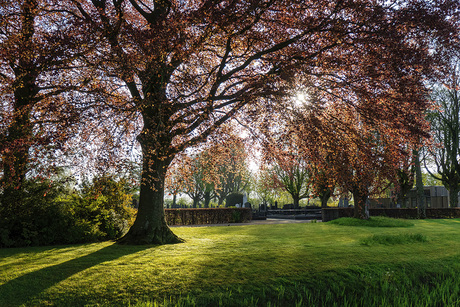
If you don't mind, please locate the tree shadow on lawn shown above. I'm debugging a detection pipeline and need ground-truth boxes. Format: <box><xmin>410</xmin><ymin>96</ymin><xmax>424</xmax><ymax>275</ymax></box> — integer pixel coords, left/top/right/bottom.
<box><xmin>0</xmin><ymin>242</ymin><xmax>150</xmax><ymax>306</ymax></box>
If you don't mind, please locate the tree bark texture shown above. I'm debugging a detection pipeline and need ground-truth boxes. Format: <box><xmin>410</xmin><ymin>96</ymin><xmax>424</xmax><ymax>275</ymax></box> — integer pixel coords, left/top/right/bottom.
<box><xmin>292</xmin><ymin>194</ymin><xmax>300</xmax><ymax>209</ymax></box>
<box><xmin>320</xmin><ymin>189</ymin><xmax>332</xmax><ymax>208</ymax></box>
<box><xmin>414</xmin><ymin>149</ymin><xmax>426</xmax><ymax>218</ymax></box>
<box><xmin>352</xmin><ymin>187</ymin><xmax>370</xmax><ymax>219</ymax></box>
<box><xmin>1</xmin><ymin>0</ymin><xmax>38</xmax><ymax>204</ymax></box>
<box><xmin>118</xmin><ymin>136</ymin><xmax>182</xmax><ymax>245</ymax></box>
<box><xmin>448</xmin><ymin>187</ymin><xmax>460</xmax><ymax>208</ymax></box>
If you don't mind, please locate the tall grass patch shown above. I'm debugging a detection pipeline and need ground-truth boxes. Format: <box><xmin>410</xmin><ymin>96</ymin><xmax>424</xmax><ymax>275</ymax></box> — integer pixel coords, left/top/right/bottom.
<box><xmin>329</xmin><ymin>216</ymin><xmax>414</xmax><ymax>227</ymax></box>
<box><xmin>360</xmin><ymin>233</ymin><xmax>428</xmax><ymax>246</ymax></box>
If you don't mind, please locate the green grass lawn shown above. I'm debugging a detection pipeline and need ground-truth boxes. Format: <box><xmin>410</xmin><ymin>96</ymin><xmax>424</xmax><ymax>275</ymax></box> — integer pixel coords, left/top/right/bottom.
<box><xmin>1</xmin><ymin>218</ymin><xmax>460</xmax><ymax>306</ymax></box>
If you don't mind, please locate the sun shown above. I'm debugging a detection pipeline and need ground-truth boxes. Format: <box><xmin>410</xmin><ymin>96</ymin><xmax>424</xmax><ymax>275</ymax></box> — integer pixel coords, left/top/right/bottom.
<box><xmin>293</xmin><ymin>92</ymin><xmax>308</xmax><ymax>107</ymax></box>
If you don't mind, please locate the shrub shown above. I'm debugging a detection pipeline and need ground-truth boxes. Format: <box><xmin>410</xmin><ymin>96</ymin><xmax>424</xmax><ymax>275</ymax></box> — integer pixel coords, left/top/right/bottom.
<box><xmin>67</xmin><ymin>175</ymin><xmax>136</xmax><ymax>240</ymax></box>
<box><xmin>0</xmin><ymin>175</ymin><xmax>136</xmax><ymax>247</ymax></box>
<box><xmin>0</xmin><ymin>178</ymin><xmax>83</xmax><ymax>247</ymax></box>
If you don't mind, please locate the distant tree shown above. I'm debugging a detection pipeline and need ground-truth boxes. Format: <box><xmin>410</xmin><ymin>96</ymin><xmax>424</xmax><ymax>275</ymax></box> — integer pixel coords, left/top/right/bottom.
<box><xmin>253</xmin><ymin>168</ymin><xmax>278</xmax><ymax>207</ymax></box>
<box><xmin>395</xmin><ymin>155</ymin><xmax>415</xmax><ymax>208</ymax></box>
<box><xmin>270</xmin><ymin>101</ymin><xmax>416</xmax><ymax>219</ymax></box>
<box><xmin>422</xmin><ymin>172</ymin><xmax>443</xmax><ymax>186</ymax></box>
<box><xmin>181</xmin><ymin>154</ymin><xmax>209</xmax><ymax>208</ymax></box>
<box><xmin>165</xmin><ymin>162</ymin><xmax>185</xmax><ymax>208</ymax></box>
<box><xmin>310</xmin><ymin>167</ymin><xmax>335</xmax><ymax>208</ymax></box>
<box><xmin>209</xmin><ymin>136</ymin><xmax>250</xmax><ymax>206</ymax></box>
<box><xmin>268</xmin><ymin>151</ymin><xmax>310</xmax><ymax>209</ymax></box>
<box><xmin>425</xmin><ymin>68</ymin><xmax>460</xmax><ymax>207</ymax></box>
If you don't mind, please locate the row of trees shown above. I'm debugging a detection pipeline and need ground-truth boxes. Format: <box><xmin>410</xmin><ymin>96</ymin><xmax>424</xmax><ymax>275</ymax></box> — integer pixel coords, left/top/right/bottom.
<box><xmin>425</xmin><ymin>65</ymin><xmax>460</xmax><ymax>207</ymax></box>
<box><xmin>166</xmin><ymin>133</ymin><xmax>250</xmax><ymax>208</ymax></box>
<box><xmin>1</xmin><ymin>0</ymin><xmax>459</xmax><ymax>245</ymax></box>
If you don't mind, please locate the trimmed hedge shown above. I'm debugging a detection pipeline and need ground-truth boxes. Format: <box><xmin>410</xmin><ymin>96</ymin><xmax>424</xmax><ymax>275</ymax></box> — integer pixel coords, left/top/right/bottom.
<box><xmin>322</xmin><ymin>207</ymin><xmax>460</xmax><ymax>222</ymax></box>
<box><xmin>165</xmin><ymin>208</ymin><xmax>252</xmax><ymax>226</ymax></box>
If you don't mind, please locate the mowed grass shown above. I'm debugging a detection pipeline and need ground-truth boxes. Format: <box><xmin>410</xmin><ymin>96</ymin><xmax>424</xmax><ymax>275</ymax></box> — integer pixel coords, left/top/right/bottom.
<box><xmin>1</xmin><ymin>219</ymin><xmax>460</xmax><ymax>306</ymax></box>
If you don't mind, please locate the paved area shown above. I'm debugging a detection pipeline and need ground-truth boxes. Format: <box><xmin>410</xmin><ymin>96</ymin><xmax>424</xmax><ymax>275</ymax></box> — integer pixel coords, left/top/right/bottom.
<box><xmin>171</xmin><ymin>218</ymin><xmax>321</xmax><ymax>227</ymax></box>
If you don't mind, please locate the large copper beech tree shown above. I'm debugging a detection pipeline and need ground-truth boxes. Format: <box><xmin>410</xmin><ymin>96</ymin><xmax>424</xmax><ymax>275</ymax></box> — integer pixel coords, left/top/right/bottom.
<box><xmin>65</xmin><ymin>0</ymin><xmax>459</xmax><ymax>244</ymax></box>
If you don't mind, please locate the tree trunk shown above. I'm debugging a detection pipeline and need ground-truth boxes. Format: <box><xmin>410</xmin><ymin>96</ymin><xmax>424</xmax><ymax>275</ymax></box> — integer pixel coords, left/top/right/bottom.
<box><xmin>2</xmin><ymin>118</ymin><xmax>32</xmax><ymax>202</ymax></box>
<box><xmin>414</xmin><ymin>149</ymin><xmax>426</xmax><ymax>218</ymax></box>
<box><xmin>319</xmin><ymin>189</ymin><xmax>332</xmax><ymax>208</ymax></box>
<box><xmin>2</xmin><ymin>88</ymin><xmax>35</xmax><ymax>206</ymax></box>
<box><xmin>217</xmin><ymin>193</ymin><xmax>225</xmax><ymax>207</ymax></box>
<box><xmin>192</xmin><ymin>197</ymin><xmax>199</xmax><ymax>208</ymax></box>
<box><xmin>1</xmin><ymin>0</ymin><xmax>39</xmax><ymax>205</ymax></box>
<box><xmin>203</xmin><ymin>191</ymin><xmax>211</xmax><ymax>208</ymax></box>
<box><xmin>401</xmin><ymin>196</ymin><xmax>408</xmax><ymax>208</ymax></box>
<box><xmin>118</xmin><ymin>143</ymin><xmax>182</xmax><ymax>245</ymax></box>
<box><xmin>292</xmin><ymin>194</ymin><xmax>300</xmax><ymax>209</ymax></box>
<box><xmin>352</xmin><ymin>187</ymin><xmax>369</xmax><ymax>219</ymax></box>
<box><xmin>448</xmin><ymin>187</ymin><xmax>459</xmax><ymax>207</ymax></box>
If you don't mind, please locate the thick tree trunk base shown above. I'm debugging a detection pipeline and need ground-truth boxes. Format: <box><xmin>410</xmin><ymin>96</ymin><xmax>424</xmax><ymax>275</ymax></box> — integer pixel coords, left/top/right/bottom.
<box><xmin>117</xmin><ymin>222</ymin><xmax>184</xmax><ymax>245</ymax></box>
<box><xmin>352</xmin><ymin>190</ymin><xmax>370</xmax><ymax>220</ymax></box>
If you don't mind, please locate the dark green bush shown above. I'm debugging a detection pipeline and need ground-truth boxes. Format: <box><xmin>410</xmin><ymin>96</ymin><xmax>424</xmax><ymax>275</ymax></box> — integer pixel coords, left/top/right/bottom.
<box><xmin>0</xmin><ymin>178</ymin><xmax>81</xmax><ymax>247</ymax></box>
<box><xmin>0</xmin><ymin>175</ymin><xmax>136</xmax><ymax>248</ymax></box>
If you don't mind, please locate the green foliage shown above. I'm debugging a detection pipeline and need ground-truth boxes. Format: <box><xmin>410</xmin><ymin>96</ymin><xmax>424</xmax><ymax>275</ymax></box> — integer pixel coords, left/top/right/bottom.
<box><xmin>230</xmin><ymin>210</ymin><xmax>242</xmax><ymax>223</ymax></box>
<box><xmin>0</xmin><ymin>175</ymin><xmax>136</xmax><ymax>247</ymax></box>
<box><xmin>360</xmin><ymin>233</ymin><xmax>428</xmax><ymax>246</ymax></box>
<box><xmin>68</xmin><ymin>175</ymin><xmax>136</xmax><ymax>240</ymax></box>
<box><xmin>177</xmin><ymin>197</ymin><xmax>191</xmax><ymax>208</ymax></box>
<box><xmin>329</xmin><ymin>216</ymin><xmax>414</xmax><ymax>227</ymax></box>
<box><xmin>0</xmin><ymin>178</ymin><xmax>78</xmax><ymax>247</ymax></box>
<box><xmin>422</xmin><ymin>172</ymin><xmax>443</xmax><ymax>186</ymax></box>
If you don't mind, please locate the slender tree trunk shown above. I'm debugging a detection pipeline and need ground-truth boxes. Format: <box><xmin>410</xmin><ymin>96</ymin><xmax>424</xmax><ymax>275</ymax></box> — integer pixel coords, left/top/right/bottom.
<box><xmin>203</xmin><ymin>191</ymin><xmax>211</xmax><ymax>208</ymax></box>
<box><xmin>319</xmin><ymin>189</ymin><xmax>332</xmax><ymax>208</ymax></box>
<box><xmin>414</xmin><ymin>149</ymin><xmax>426</xmax><ymax>218</ymax></box>
<box><xmin>401</xmin><ymin>196</ymin><xmax>408</xmax><ymax>208</ymax></box>
<box><xmin>448</xmin><ymin>187</ymin><xmax>459</xmax><ymax>207</ymax></box>
<box><xmin>218</xmin><ymin>193</ymin><xmax>225</xmax><ymax>207</ymax></box>
<box><xmin>118</xmin><ymin>142</ymin><xmax>182</xmax><ymax>245</ymax></box>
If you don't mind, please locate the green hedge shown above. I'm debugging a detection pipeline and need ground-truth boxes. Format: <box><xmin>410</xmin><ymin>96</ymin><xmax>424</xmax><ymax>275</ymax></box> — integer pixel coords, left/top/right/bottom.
<box><xmin>165</xmin><ymin>208</ymin><xmax>252</xmax><ymax>225</ymax></box>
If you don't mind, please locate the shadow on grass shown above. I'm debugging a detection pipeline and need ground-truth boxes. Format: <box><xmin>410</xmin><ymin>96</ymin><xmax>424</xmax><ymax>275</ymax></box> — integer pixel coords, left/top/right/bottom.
<box><xmin>0</xmin><ymin>242</ymin><xmax>150</xmax><ymax>306</ymax></box>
